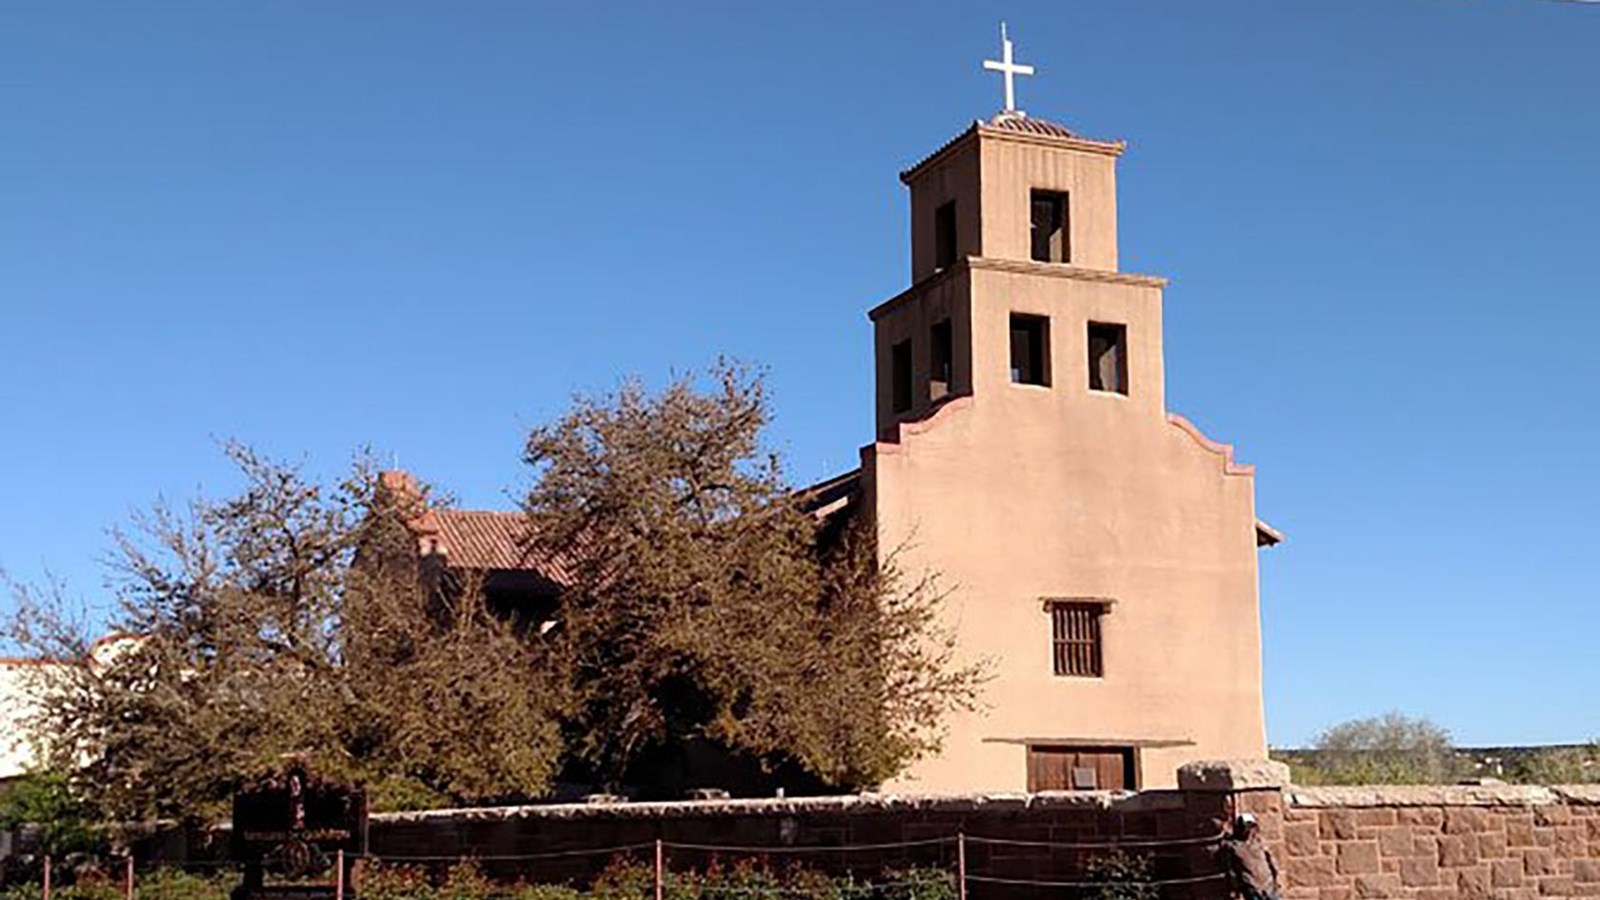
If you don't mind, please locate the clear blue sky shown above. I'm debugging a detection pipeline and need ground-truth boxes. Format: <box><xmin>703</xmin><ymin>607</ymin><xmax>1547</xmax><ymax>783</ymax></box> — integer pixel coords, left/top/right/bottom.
<box><xmin>1</xmin><ymin>1</ymin><xmax>1595</xmax><ymax>749</ymax></box>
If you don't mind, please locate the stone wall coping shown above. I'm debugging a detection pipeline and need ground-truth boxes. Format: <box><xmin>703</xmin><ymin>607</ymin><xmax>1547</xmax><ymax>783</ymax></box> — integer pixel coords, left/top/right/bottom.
<box><xmin>1177</xmin><ymin>759</ymin><xmax>1292</xmax><ymax>792</ymax></box>
<box><xmin>1288</xmin><ymin>784</ymin><xmax>1600</xmax><ymax>808</ymax></box>
<box><xmin>1551</xmin><ymin>785</ymin><xmax>1600</xmax><ymax>804</ymax></box>
<box><xmin>370</xmin><ymin>789</ymin><xmax>1188</xmax><ymax>824</ymax></box>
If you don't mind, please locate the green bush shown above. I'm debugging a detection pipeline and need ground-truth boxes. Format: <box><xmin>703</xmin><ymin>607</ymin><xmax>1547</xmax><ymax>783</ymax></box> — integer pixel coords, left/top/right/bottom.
<box><xmin>0</xmin><ymin>876</ymin><xmax>118</xmax><ymax>900</ymax></box>
<box><xmin>0</xmin><ymin>771</ymin><xmax>101</xmax><ymax>856</ymax></box>
<box><xmin>1082</xmin><ymin>851</ymin><xmax>1156</xmax><ymax>900</ymax></box>
<box><xmin>359</xmin><ymin>858</ymin><xmax>955</xmax><ymax>900</ymax></box>
<box><xmin>135</xmin><ymin>869</ymin><xmax>231</xmax><ymax>900</ymax></box>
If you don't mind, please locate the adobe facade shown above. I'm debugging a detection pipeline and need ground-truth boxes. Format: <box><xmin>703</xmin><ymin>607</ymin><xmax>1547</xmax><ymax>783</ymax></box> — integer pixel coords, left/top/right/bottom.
<box><xmin>861</xmin><ymin>111</ymin><xmax>1277</xmax><ymax>792</ymax></box>
<box><xmin>369</xmin><ymin>108</ymin><xmax>1280</xmax><ymax>798</ymax></box>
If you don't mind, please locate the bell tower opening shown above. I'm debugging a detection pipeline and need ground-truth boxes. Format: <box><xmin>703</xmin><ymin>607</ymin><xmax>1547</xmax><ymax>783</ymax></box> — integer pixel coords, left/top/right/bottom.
<box><xmin>1030</xmin><ymin>190</ymin><xmax>1069</xmax><ymax>264</ymax></box>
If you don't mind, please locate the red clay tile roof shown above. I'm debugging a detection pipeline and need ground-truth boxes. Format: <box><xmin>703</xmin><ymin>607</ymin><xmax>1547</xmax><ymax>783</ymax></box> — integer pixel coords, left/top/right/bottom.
<box><xmin>428</xmin><ymin>509</ymin><xmax>579</xmax><ymax>584</ymax></box>
<box><xmin>381</xmin><ymin>471</ymin><xmax>576</xmax><ymax>583</ymax></box>
<box><xmin>430</xmin><ymin>510</ymin><xmax>532</xmax><ymax>570</ymax></box>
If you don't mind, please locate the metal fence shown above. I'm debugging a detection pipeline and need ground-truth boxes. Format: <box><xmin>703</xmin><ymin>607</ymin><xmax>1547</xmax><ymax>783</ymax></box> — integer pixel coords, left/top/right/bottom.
<box><xmin>16</xmin><ymin>832</ymin><xmax>1230</xmax><ymax>900</ymax></box>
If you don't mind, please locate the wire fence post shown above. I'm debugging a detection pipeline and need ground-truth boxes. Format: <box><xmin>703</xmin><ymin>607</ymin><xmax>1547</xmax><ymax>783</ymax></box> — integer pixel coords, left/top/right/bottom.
<box><xmin>123</xmin><ymin>854</ymin><xmax>135</xmax><ymax>900</ymax></box>
<box><xmin>653</xmin><ymin>839</ymin><xmax>664</xmax><ymax>900</ymax></box>
<box><xmin>41</xmin><ymin>854</ymin><xmax>51</xmax><ymax>900</ymax></box>
<box><xmin>956</xmin><ymin>833</ymin><xmax>967</xmax><ymax>900</ymax></box>
<box><xmin>335</xmin><ymin>850</ymin><xmax>346</xmax><ymax>900</ymax></box>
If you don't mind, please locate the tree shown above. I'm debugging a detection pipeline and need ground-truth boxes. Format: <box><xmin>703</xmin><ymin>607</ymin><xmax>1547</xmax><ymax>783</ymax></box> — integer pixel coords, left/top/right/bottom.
<box><xmin>7</xmin><ymin>362</ymin><xmax>985</xmax><ymax>818</ymax></box>
<box><xmin>1295</xmin><ymin>712</ymin><xmax>1460</xmax><ymax>785</ymax></box>
<box><xmin>6</xmin><ymin>445</ymin><xmax>565</xmax><ymax>823</ymax></box>
<box><xmin>524</xmin><ymin>361</ymin><xmax>984</xmax><ymax>792</ymax></box>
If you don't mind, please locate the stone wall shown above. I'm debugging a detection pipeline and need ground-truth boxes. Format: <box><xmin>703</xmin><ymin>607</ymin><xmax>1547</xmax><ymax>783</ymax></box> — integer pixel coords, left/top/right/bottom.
<box><xmin>360</xmin><ymin>788</ymin><xmax>1230</xmax><ymax>896</ymax></box>
<box><xmin>1271</xmin><ymin>784</ymin><xmax>1600</xmax><ymax>900</ymax></box>
<box><xmin>139</xmin><ymin>762</ymin><xmax>1600</xmax><ymax>898</ymax></box>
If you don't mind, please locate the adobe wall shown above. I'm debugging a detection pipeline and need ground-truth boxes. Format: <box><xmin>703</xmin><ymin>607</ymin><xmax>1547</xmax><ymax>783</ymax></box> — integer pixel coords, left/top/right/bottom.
<box><xmin>868</xmin><ymin>260</ymin><xmax>1266</xmax><ymax>793</ymax></box>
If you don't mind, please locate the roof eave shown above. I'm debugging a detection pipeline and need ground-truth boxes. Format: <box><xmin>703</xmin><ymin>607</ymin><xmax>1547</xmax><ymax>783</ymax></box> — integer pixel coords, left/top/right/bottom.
<box><xmin>1256</xmin><ymin>519</ymin><xmax>1286</xmax><ymax>548</ymax></box>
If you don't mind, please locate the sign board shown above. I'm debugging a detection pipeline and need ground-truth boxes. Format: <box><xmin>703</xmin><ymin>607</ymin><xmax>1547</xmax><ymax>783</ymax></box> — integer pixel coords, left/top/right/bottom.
<box><xmin>230</xmin><ymin>763</ymin><xmax>367</xmax><ymax>899</ymax></box>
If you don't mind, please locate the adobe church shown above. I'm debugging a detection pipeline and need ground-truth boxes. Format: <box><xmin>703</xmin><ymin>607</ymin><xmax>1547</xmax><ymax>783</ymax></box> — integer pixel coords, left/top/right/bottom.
<box><xmin>386</xmin><ymin>30</ymin><xmax>1279</xmax><ymax>795</ymax></box>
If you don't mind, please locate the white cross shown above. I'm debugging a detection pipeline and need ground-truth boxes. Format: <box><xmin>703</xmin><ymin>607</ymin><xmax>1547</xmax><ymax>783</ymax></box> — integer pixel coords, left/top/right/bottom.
<box><xmin>982</xmin><ymin>22</ymin><xmax>1035</xmax><ymax>114</ymax></box>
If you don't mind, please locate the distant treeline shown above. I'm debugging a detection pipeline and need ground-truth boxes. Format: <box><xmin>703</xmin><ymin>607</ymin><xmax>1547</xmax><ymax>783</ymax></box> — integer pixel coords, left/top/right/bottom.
<box><xmin>1272</xmin><ymin>743</ymin><xmax>1600</xmax><ymax>786</ymax></box>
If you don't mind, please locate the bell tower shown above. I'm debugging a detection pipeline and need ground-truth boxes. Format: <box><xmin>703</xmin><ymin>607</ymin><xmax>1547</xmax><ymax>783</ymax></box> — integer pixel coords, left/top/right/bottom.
<box><xmin>875</xmin><ymin>111</ymin><xmax>1148</xmax><ymax>435</ymax></box>
<box><xmin>861</xmin><ymin>28</ymin><xmax>1274</xmax><ymax>793</ymax></box>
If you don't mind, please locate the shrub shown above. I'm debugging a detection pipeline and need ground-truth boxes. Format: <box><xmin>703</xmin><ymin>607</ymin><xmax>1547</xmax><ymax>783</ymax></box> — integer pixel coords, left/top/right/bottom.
<box><xmin>1082</xmin><ymin>851</ymin><xmax>1156</xmax><ymax>900</ymax></box>
<box><xmin>1291</xmin><ymin>713</ymin><xmax>1461</xmax><ymax>785</ymax></box>
<box><xmin>0</xmin><ymin>771</ymin><xmax>101</xmax><ymax>856</ymax></box>
<box><xmin>135</xmin><ymin>868</ymin><xmax>232</xmax><ymax>900</ymax></box>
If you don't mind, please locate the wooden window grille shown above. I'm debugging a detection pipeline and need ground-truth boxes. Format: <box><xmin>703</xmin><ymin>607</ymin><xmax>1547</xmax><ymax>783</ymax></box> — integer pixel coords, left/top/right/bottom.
<box><xmin>1050</xmin><ymin>601</ymin><xmax>1104</xmax><ymax>677</ymax></box>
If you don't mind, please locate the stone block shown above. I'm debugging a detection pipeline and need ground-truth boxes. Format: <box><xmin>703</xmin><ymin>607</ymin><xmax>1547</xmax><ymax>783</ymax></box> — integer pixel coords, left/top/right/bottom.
<box><xmin>1377</xmin><ymin>826</ymin><xmax>1416</xmax><ymax>857</ymax></box>
<box><xmin>1527</xmin><ymin>849</ymin><xmax>1559</xmax><ymax>876</ymax></box>
<box><xmin>1402</xmin><ymin>855</ymin><xmax>1440</xmax><ymax>887</ymax></box>
<box><xmin>1177</xmin><ymin>759</ymin><xmax>1291</xmax><ymax>792</ymax></box>
<box><xmin>1575</xmin><ymin>860</ymin><xmax>1600</xmax><ymax>884</ymax></box>
<box><xmin>1539</xmin><ymin>875</ymin><xmax>1575</xmax><ymax>895</ymax></box>
<box><xmin>1480</xmin><ymin>830</ymin><xmax>1510</xmax><ymax>859</ymax></box>
<box><xmin>1339</xmin><ymin>841</ymin><xmax>1381</xmax><ymax>875</ymax></box>
<box><xmin>1318</xmin><ymin>888</ymin><xmax>1354</xmax><ymax>900</ymax></box>
<box><xmin>1284</xmin><ymin>822</ymin><xmax>1321</xmax><ymax>857</ymax></box>
<box><xmin>1538</xmin><ymin>807</ymin><xmax>1576</xmax><ymax>828</ymax></box>
<box><xmin>1357</xmin><ymin>809</ymin><xmax>1398</xmax><ymax>827</ymax></box>
<box><xmin>1460</xmin><ymin>866</ymin><xmax>1493</xmax><ymax>899</ymax></box>
<box><xmin>1398</xmin><ymin>807</ymin><xmax>1445</xmax><ymax>828</ymax></box>
<box><xmin>1450</xmin><ymin>807</ymin><xmax>1492</xmax><ymax>834</ymax></box>
<box><xmin>1353</xmin><ymin>874</ymin><xmax>1402</xmax><ymax>898</ymax></box>
<box><xmin>1443</xmin><ymin>835</ymin><xmax>1483</xmax><ymax>868</ymax></box>
<box><xmin>1496</xmin><ymin>859</ymin><xmax>1527</xmax><ymax>888</ymax></box>
<box><xmin>1510</xmin><ymin>818</ymin><xmax>1539</xmax><ymax>847</ymax></box>
<box><xmin>1285</xmin><ymin>856</ymin><xmax>1338</xmax><ymax>889</ymax></box>
<box><xmin>1322</xmin><ymin>810</ymin><xmax>1361</xmax><ymax>840</ymax></box>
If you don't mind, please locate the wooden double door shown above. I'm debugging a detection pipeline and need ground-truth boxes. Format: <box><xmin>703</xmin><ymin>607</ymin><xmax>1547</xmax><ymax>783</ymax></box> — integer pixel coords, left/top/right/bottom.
<box><xmin>1026</xmin><ymin>745</ymin><xmax>1136</xmax><ymax>792</ymax></box>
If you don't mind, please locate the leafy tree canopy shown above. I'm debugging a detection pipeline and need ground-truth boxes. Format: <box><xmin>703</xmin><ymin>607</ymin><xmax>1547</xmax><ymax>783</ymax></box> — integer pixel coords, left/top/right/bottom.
<box><xmin>6</xmin><ymin>362</ymin><xmax>983</xmax><ymax>820</ymax></box>
<box><xmin>525</xmin><ymin>361</ymin><xmax>983</xmax><ymax>791</ymax></box>
<box><xmin>7</xmin><ymin>445</ymin><xmax>565</xmax><ymax>822</ymax></box>
<box><xmin>1288</xmin><ymin>712</ymin><xmax>1459</xmax><ymax>785</ymax></box>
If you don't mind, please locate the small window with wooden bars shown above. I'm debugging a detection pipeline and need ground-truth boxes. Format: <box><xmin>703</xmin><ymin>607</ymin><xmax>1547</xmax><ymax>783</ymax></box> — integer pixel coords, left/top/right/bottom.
<box><xmin>1049</xmin><ymin>600</ymin><xmax>1105</xmax><ymax>677</ymax></box>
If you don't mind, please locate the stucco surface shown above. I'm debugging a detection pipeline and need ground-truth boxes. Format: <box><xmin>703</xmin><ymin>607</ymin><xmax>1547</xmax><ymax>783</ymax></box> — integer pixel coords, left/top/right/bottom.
<box><xmin>871</xmin><ymin>122</ymin><xmax>1267</xmax><ymax>794</ymax></box>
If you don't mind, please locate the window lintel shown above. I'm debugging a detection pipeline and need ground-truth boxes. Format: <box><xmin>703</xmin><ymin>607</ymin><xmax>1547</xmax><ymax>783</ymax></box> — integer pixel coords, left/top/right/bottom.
<box><xmin>1041</xmin><ymin>596</ymin><xmax>1115</xmax><ymax>613</ymax></box>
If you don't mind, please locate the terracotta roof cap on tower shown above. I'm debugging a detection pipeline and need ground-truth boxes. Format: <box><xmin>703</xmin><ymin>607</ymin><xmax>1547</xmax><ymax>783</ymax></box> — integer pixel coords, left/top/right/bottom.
<box><xmin>983</xmin><ymin>111</ymin><xmax>1079</xmax><ymax>139</ymax></box>
<box><xmin>900</xmin><ymin>113</ymin><xmax>1124</xmax><ymax>183</ymax></box>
